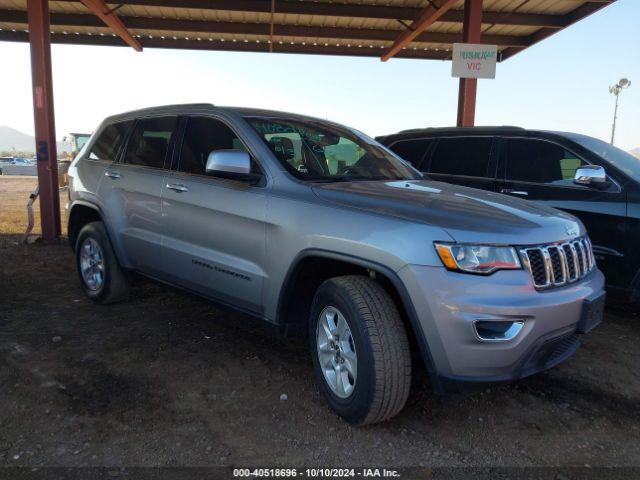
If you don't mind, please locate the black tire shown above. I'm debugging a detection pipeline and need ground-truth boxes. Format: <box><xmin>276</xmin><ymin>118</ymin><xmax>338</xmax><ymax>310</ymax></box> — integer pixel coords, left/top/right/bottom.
<box><xmin>75</xmin><ymin>221</ymin><xmax>129</xmax><ymax>304</ymax></box>
<box><xmin>309</xmin><ymin>275</ymin><xmax>412</xmax><ymax>425</ymax></box>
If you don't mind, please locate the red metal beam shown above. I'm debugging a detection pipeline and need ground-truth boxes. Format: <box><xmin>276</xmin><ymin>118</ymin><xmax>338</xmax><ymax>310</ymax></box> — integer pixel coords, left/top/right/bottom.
<box><xmin>381</xmin><ymin>0</ymin><xmax>458</xmax><ymax>62</ymax></box>
<box><xmin>27</xmin><ymin>0</ymin><xmax>61</xmax><ymax>242</ymax></box>
<box><xmin>456</xmin><ymin>0</ymin><xmax>483</xmax><ymax>127</ymax></box>
<box><xmin>79</xmin><ymin>0</ymin><xmax>142</xmax><ymax>51</ymax></box>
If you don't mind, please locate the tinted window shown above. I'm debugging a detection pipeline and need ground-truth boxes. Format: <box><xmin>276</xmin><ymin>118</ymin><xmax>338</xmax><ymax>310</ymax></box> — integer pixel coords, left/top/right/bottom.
<box><xmin>506</xmin><ymin>138</ymin><xmax>586</xmax><ymax>185</ymax></box>
<box><xmin>178</xmin><ymin>116</ymin><xmax>251</xmax><ymax>176</ymax></box>
<box><xmin>88</xmin><ymin>121</ymin><xmax>133</xmax><ymax>161</ymax></box>
<box><xmin>388</xmin><ymin>139</ymin><xmax>433</xmax><ymax>168</ymax></box>
<box><xmin>429</xmin><ymin>137</ymin><xmax>493</xmax><ymax>177</ymax></box>
<box><xmin>122</xmin><ymin>117</ymin><xmax>177</xmax><ymax>168</ymax></box>
<box><xmin>569</xmin><ymin>134</ymin><xmax>640</xmax><ymax>182</ymax></box>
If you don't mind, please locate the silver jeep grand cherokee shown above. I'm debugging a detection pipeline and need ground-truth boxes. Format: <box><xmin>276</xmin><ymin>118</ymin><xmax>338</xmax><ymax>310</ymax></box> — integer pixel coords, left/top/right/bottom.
<box><xmin>67</xmin><ymin>104</ymin><xmax>605</xmax><ymax>425</ymax></box>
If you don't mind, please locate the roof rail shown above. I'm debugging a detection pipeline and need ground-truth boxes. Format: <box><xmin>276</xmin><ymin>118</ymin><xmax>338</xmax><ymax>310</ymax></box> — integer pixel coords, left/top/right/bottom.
<box><xmin>397</xmin><ymin>125</ymin><xmax>524</xmax><ymax>134</ymax></box>
<box><xmin>122</xmin><ymin>103</ymin><xmax>216</xmax><ymax>115</ymax></box>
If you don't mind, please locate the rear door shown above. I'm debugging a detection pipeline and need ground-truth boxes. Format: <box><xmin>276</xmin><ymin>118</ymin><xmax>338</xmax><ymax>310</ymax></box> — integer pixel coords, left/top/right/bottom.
<box><xmin>98</xmin><ymin>116</ymin><xmax>178</xmax><ymax>276</ymax></box>
<box><xmin>495</xmin><ymin>136</ymin><xmax>628</xmax><ymax>288</ymax></box>
<box><xmin>423</xmin><ymin>136</ymin><xmax>497</xmax><ymax>192</ymax></box>
<box><xmin>80</xmin><ymin>121</ymin><xmax>132</xmax><ymax>199</ymax></box>
<box><xmin>160</xmin><ymin>115</ymin><xmax>268</xmax><ymax>315</ymax></box>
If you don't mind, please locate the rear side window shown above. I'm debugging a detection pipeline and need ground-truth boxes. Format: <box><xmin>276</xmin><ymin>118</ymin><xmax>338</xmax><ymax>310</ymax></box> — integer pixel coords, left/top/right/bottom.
<box><xmin>178</xmin><ymin>116</ymin><xmax>250</xmax><ymax>176</ymax></box>
<box><xmin>388</xmin><ymin>139</ymin><xmax>433</xmax><ymax>169</ymax></box>
<box><xmin>88</xmin><ymin>121</ymin><xmax>133</xmax><ymax>161</ymax></box>
<box><xmin>428</xmin><ymin>137</ymin><xmax>493</xmax><ymax>177</ymax></box>
<box><xmin>505</xmin><ymin>138</ymin><xmax>587</xmax><ymax>185</ymax></box>
<box><xmin>122</xmin><ymin>116</ymin><xmax>177</xmax><ymax>169</ymax></box>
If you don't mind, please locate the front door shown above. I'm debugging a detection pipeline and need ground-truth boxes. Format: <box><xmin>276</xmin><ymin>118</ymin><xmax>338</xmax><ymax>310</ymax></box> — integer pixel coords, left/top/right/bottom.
<box><xmin>161</xmin><ymin>115</ymin><xmax>268</xmax><ymax>315</ymax></box>
<box><xmin>495</xmin><ymin>136</ymin><xmax>628</xmax><ymax>289</ymax></box>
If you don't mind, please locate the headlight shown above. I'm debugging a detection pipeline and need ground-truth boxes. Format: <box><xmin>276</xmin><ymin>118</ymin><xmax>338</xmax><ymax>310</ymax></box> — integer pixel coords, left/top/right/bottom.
<box><xmin>434</xmin><ymin>243</ymin><xmax>521</xmax><ymax>274</ymax></box>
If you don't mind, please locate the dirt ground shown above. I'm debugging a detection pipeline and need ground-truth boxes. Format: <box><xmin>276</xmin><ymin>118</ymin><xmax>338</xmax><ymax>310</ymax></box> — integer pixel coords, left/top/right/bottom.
<box><xmin>1</xmin><ymin>176</ymin><xmax>640</xmax><ymax>469</ymax></box>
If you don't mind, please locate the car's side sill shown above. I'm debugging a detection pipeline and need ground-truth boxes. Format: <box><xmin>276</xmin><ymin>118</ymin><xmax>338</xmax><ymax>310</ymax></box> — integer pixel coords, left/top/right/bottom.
<box><xmin>131</xmin><ymin>270</ymin><xmax>276</xmax><ymax>326</ymax></box>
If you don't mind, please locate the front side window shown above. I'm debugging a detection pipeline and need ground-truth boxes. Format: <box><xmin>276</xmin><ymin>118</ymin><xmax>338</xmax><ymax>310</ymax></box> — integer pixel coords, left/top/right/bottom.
<box><xmin>428</xmin><ymin>137</ymin><xmax>493</xmax><ymax>177</ymax></box>
<box><xmin>388</xmin><ymin>138</ymin><xmax>433</xmax><ymax>169</ymax></box>
<box><xmin>122</xmin><ymin>116</ymin><xmax>177</xmax><ymax>169</ymax></box>
<box><xmin>246</xmin><ymin>117</ymin><xmax>420</xmax><ymax>181</ymax></box>
<box><xmin>568</xmin><ymin>133</ymin><xmax>640</xmax><ymax>182</ymax></box>
<box><xmin>178</xmin><ymin>116</ymin><xmax>252</xmax><ymax>176</ymax></box>
<box><xmin>505</xmin><ymin>138</ymin><xmax>586</xmax><ymax>185</ymax></box>
<box><xmin>88</xmin><ymin>120</ymin><xmax>133</xmax><ymax>161</ymax></box>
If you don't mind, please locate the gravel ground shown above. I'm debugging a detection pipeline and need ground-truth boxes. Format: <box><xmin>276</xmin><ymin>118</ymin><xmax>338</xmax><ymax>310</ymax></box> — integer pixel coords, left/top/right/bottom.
<box><xmin>1</xmin><ymin>234</ymin><xmax>639</xmax><ymax>470</ymax></box>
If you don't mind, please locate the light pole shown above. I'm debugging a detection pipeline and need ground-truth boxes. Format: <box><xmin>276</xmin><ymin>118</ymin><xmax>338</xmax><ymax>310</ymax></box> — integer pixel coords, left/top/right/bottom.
<box><xmin>609</xmin><ymin>78</ymin><xmax>631</xmax><ymax>145</ymax></box>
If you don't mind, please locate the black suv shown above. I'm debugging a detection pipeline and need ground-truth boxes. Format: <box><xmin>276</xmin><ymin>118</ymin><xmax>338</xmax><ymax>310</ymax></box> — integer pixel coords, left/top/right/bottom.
<box><xmin>378</xmin><ymin>127</ymin><xmax>640</xmax><ymax>303</ymax></box>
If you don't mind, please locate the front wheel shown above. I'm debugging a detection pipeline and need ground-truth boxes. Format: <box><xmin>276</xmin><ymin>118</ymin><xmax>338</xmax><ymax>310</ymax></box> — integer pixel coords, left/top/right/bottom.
<box><xmin>309</xmin><ymin>275</ymin><xmax>412</xmax><ymax>425</ymax></box>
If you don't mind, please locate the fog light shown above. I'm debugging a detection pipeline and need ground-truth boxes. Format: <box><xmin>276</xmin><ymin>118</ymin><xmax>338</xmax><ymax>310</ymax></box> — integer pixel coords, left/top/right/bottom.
<box><xmin>474</xmin><ymin>320</ymin><xmax>524</xmax><ymax>342</ymax></box>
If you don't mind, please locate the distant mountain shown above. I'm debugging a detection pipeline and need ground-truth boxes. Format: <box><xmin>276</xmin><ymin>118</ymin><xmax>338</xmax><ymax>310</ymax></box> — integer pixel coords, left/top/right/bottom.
<box><xmin>0</xmin><ymin>126</ymin><xmax>36</xmax><ymax>152</ymax></box>
<box><xmin>0</xmin><ymin>126</ymin><xmax>66</xmax><ymax>154</ymax></box>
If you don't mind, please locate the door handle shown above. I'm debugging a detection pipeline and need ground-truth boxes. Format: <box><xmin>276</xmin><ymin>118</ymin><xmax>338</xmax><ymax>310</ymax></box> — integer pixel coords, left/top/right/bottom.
<box><xmin>166</xmin><ymin>183</ymin><xmax>189</xmax><ymax>193</ymax></box>
<box><xmin>500</xmin><ymin>188</ymin><xmax>528</xmax><ymax>196</ymax></box>
<box><xmin>104</xmin><ymin>170</ymin><xmax>121</xmax><ymax>179</ymax></box>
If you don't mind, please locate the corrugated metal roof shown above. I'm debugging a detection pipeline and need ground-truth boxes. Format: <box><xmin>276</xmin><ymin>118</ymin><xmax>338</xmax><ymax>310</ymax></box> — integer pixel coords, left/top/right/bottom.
<box><xmin>0</xmin><ymin>0</ymin><xmax>616</xmax><ymax>61</ymax></box>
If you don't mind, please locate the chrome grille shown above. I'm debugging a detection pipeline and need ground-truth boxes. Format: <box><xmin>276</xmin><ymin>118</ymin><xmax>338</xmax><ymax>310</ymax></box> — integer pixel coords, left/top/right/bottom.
<box><xmin>520</xmin><ymin>237</ymin><xmax>596</xmax><ymax>289</ymax></box>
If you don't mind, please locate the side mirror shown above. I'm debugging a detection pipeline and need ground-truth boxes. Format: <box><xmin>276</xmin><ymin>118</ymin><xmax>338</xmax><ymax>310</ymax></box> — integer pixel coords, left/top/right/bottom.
<box><xmin>574</xmin><ymin>165</ymin><xmax>607</xmax><ymax>187</ymax></box>
<box><xmin>206</xmin><ymin>149</ymin><xmax>251</xmax><ymax>176</ymax></box>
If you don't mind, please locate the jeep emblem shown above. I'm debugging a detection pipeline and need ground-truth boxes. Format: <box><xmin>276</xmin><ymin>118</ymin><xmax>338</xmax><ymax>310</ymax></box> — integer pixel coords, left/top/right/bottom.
<box><xmin>565</xmin><ymin>225</ymin><xmax>578</xmax><ymax>237</ymax></box>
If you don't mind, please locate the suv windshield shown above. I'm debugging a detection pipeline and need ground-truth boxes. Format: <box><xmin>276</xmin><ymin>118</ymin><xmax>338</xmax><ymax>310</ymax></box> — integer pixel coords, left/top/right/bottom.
<box><xmin>569</xmin><ymin>134</ymin><xmax>640</xmax><ymax>182</ymax></box>
<box><xmin>246</xmin><ymin>116</ymin><xmax>421</xmax><ymax>182</ymax></box>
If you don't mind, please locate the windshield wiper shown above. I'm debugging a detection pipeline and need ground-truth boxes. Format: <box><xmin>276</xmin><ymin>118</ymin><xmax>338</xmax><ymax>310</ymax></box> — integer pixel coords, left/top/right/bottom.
<box><xmin>307</xmin><ymin>176</ymin><xmax>341</xmax><ymax>183</ymax></box>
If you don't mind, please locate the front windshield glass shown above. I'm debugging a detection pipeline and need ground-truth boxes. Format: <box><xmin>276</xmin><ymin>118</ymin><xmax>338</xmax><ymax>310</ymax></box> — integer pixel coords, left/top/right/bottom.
<box><xmin>570</xmin><ymin>134</ymin><xmax>640</xmax><ymax>182</ymax></box>
<box><xmin>246</xmin><ymin>116</ymin><xmax>421</xmax><ymax>182</ymax></box>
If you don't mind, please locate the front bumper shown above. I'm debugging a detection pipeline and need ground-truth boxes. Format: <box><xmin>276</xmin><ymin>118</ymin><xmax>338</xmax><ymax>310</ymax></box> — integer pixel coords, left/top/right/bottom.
<box><xmin>398</xmin><ymin>264</ymin><xmax>605</xmax><ymax>393</ymax></box>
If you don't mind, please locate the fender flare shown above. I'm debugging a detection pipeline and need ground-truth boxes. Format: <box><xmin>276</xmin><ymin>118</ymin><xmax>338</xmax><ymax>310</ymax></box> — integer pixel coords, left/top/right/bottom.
<box><xmin>67</xmin><ymin>201</ymin><xmax>127</xmax><ymax>266</ymax></box>
<box><xmin>276</xmin><ymin>248</ymin><xmax>444</xmax><ymax>393</ymax></box>
<box><xmin>67</xmin><ymin>200</ymin><xmax>102</xmax><ymax>247</ymax></box>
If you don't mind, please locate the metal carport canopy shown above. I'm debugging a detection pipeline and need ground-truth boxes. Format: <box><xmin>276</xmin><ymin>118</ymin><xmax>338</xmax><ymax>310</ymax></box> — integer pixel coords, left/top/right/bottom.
<box><xmin>0</xmin><ymin>0</ymin><xmax>616</xmax><ymax>241</ymax></box>
<box><xmin>0</xmin><ymin>1</ymin><xmax>615</xmax><ymax>61</ymax></box>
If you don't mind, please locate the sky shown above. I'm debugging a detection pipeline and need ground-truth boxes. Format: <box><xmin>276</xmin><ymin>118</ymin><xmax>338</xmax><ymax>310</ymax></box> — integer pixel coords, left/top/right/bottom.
<box><xmin>0</xmin><ymin>0</ymin><xmax>638</xmax><ymax>151</ymax></box>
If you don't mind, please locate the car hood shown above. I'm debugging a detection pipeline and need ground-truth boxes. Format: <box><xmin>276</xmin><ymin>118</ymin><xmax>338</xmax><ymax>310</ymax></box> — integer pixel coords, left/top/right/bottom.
<box><xmin>311</xmin><ymin>180</ymin><xmax>584</xmax><ymax>245</ymax></box>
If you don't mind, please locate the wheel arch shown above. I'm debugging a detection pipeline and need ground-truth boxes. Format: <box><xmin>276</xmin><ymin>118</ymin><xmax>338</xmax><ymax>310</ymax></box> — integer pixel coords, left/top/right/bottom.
<box><xmin>68</xmin><ymin>201</ymin><xmax>103</xmax><ymax>250</ymax></box>
<box><xmin>276</xmin><ymin>249</ymin><xmax>441</xmax><ymax>388</ymax></box>
<box><xmin>67</xmin><ymin>201</ymin><xmax>127</xmax><ymax>267</ymax></box>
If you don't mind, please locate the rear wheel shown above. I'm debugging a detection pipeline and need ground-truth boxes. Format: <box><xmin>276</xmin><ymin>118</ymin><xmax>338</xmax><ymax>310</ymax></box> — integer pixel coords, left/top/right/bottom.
<box><xmin>309</xmin><ymin>275</ymin><xmax>412</xmax><ymax>425</ymax></box>
<box><xmin>75</xmin><ymin>221</ymin><xmax>129</xmax><ymax>304</ymax></box>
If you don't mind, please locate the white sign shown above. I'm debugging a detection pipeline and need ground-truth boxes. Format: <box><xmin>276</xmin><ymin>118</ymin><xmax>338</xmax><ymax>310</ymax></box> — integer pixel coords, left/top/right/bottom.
<box><xmin>451</xmin><ymin>43</ymin><xmax>497</xmax><ymax>79</ymax></box>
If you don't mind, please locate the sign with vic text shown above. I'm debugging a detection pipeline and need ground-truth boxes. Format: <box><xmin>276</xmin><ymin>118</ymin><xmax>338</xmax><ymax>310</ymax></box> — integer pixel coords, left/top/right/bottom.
<box><xmin>451</xmin><ymin>43</ymin><xmax>498</xmax><ymax>79</ymax></box>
